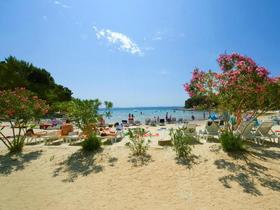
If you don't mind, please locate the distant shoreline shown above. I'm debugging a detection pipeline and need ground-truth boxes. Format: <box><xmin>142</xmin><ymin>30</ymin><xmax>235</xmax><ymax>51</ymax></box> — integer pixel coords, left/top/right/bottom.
<box><xmin>99</xmin><ymin>107</ymin><xmax>206</xmax><ymax>124</ymax></box>
<box><xmin>100</xmin><ymin>106</ymin><xmax>184</xmax><ymax>110</ymax></box>
<box><xmin>175</xmin><ymin>107</ymin><xmax>196</xmax><ymax>111</ymax></box>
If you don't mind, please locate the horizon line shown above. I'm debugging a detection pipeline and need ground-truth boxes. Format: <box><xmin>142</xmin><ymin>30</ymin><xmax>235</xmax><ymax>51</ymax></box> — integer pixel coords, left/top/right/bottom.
<box><xmin>100</xmin><ymin>105</ymin><xmax>184</xmax><ymax>109</ymax></box>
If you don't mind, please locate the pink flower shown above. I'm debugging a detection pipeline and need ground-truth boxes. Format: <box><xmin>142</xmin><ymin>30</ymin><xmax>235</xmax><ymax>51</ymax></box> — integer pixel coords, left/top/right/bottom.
<box><xmin>184</xmin><ymin>84</ymin><xmax>190</xmax><ymax>92</ymax></box>
<box><xmin>256</xmin><ymin>67</ymin><xmax>269</xmax><ymax>78</ymax></box>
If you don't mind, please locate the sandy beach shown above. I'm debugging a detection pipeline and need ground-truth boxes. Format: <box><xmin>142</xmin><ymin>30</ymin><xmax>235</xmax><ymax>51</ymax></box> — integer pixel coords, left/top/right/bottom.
<box><xmin>1</xmin><ymin>1</ymin><xmax>280</xmax><ymax>209</ymax></box>
<box><xmin>0</xmin><ymin>121</ymin><xmax>280</xmax><ymax>210</ymax></box>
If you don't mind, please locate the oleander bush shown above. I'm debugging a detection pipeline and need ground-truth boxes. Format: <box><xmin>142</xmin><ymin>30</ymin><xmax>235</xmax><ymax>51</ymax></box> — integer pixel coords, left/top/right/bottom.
<box><xmin>184</xmin><ymin>53</ymin><xmax>280</xmax><ymax>132</ymax></box>
<box><xmin>0</xmin><ymin>88</ymin><xmax>48</xmax><ymax>153</ymax></box>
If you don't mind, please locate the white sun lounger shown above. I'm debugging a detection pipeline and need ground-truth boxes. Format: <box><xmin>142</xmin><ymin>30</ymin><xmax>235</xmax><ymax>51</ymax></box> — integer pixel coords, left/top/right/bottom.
<box><xmin>199</xmin><ymin>122</ymin><xmax>220</xmax><ymax>141</ymax></box>
<box><xmin>234</xmin><ymin>121</ymin><xmax>256</xmax><ymax>142</ymax></box>
<box><xmin>64</xmin><ymin>131</ymin><xmax>81</xmax><ymax>144</ymax></box>
<box><xmin>254</xmin><ymin>121</ymin><xmax>279</xmax><ymax>144</ymax></box>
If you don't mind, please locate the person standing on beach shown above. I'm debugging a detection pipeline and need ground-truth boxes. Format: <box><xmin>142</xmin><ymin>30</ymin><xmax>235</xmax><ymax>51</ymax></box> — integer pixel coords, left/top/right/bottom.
<box><xmin>166</xmin><ymin>112</ymin><xmax>168</xmax><ymax>120</ymax></box>
<box><xmin>203</xmin><ymin>112</ymin><xmax>206</xmax><ymax>120</ymax></box>
<box><xmin>128</xmin><ymin>113</ymin><xmax>134</xmax><ymax>124</ymax></box>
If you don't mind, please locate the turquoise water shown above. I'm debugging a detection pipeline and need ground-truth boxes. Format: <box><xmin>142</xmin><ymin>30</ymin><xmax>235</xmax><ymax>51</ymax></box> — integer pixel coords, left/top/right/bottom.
<box><xmin>99</xmin><ymin>107</ymin><xmax>208</xmax><ymax>124</ymax></box>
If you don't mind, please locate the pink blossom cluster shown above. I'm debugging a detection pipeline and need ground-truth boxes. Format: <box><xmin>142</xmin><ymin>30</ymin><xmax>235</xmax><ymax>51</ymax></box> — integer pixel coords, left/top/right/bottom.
<box><xmin>184</xmin><ymin>69</ymin><xmax>220</xmax><ymax>97</ymax></box>
<box><xmin>191</xmin><ymin>68</ymin><xmax>205</xmax><ymax>81</ymax></box>
<box><xmin>217</xmin><ymin>53</ymin><xmax>270</xmax><ymax>79</ymax></box>
<box><xmin>269</xmin><ymin>76</ymin><xmax>280</xmax><ymax>83</ymax></box>
<box><xmin>184</xmin><ymin>83</ymin><xmax>195</xmax><ymax>97</ymax></box>
<box><xmin>217</xmin><ymin>53</ymin><xmax>257</xmax><ymax>72</ymax></box>
<box><xmin>0</xmin><ymin>88</ymin><xmax>49</xmax><ymax>119</ymax></box>
<box><xmin>184</xmin><ymin>53</ymin><xmax>278</xmax><ymax>98</ymax></box>
<box><xmin>217</xmin><ymin>53</ymin><xmax>272</xmax><ymax>95</ymax></box>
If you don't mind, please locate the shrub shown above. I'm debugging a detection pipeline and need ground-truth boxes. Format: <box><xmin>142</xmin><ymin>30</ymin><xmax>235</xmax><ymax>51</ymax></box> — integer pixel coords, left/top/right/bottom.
<box><xmin>220</xmin><ymin>132</ymin><xmax>245</xmax><ymax>152</ymax></box>
<box><xmin>81</xmin><ymin>134</ymin><xmax>101</xmax><ymax>152</ymax></box>
<box><xmin>126</xmin><ymin>128</ymin><xmax>150</xmax><ymax>156</ymax></box>
<box><xmin>9</xmin><ymin>136</ymin><xmax>25</xmax><ymax>153</ymax></box>
<box><xmin>0</xmin><ymin>88</ymin><xmax>48</xmax><ymax>153</ymax></box>
<box><xmin>170</xmin><ymin>127</ymin><xmax>195</xmax><ymax>160</ymax></box>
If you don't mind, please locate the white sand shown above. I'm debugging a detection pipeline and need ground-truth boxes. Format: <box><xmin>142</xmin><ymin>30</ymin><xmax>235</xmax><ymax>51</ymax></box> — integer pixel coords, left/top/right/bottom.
<box><xmin>0</xmin><ymin>120</ymin><xmax>280</xmax><ymax>209</ymax></box>
<box><xmin>0</xmin><ymin>139</ymin><xmax>280</xmax><ymax>209</ymax></box>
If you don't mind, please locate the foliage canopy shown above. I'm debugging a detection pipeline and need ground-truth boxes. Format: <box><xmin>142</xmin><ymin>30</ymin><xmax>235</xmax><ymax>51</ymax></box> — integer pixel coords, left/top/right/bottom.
<box><xmin>0</xmin><ymin>56</ymin><xmax>72</xmax><ymax>104</ymax></box>
<box><xmin>184</xmin><ymin>53</ymin><xmax>280</xmax><ymax>126</ymax></box>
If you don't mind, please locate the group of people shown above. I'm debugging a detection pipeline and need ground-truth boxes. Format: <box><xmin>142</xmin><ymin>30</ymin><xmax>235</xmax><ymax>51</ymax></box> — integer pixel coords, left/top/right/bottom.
<box><xmin>153</xmin><ymin>116</ymin><xmax>160</xmax><ymax>122</ymax></box>
<box><xmin>99</xmin><ymin>127</ymin><xmax>116</xmax><ymax>137</ymax></box>
<box><xmin>26</xmin><ymin>119</ymin><xmax>74</xmax><ymax>137</ymax></box>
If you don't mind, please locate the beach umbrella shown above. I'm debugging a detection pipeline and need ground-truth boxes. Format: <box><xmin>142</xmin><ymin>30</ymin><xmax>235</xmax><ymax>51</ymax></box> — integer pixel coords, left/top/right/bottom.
<box><xmin>208</xmin><ymin>112</ymin><xmax>218</xmax><ymax>121</ymax></box>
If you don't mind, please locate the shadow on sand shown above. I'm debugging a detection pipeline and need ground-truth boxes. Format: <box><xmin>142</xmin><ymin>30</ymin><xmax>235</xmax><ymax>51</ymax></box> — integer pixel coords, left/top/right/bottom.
<box><xmin>53</xmin><ymin>148</ymin><xmax>117</xmax><ymax>182</ymax></box>
<box><xmin>128</xmin><ymin>154</ymin><xmax>153</xmax><ymax>167</ymax></box>
<box><xmin>214</xmin><ymin>145</ymin><xmax>280</xmax><ymax>196</ymax></box>
<box><xmin>175</xmin><ymin>154</ymin><xmax>201</xmax><ymax>169</ymax></box>
<box><xmin>0</xmin><ymin>150</ymin><xmax>43</xmax><ymax>175</ymax></box>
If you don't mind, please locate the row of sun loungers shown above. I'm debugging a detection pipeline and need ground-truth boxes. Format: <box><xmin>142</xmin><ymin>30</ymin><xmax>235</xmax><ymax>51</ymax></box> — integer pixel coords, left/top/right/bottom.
<box><xmin>13</xmin><ymin>116</ymin><xmax>280</xmax><ymax>148</ymax></box>
<box><xmin>237</xmin><ymin>121</ymin><xmax>279</xmax><ymax>144</ymax></box>
<box><xmin>25</xmin><ymin>128</ymin><xmax>125</xmax><ymax>146</ymax></box>
<box><xmin>198</xmin><ymin>120</ymin><xmax>279</xmax><ymax>144</ymax></box>
<box><xmin>121</xmin><ymin>120</ymin><xmax>141</xmax><ymax>127</ymax></box>
<box><xmin>25</xmin><ymin>130</ymin><xmax>82</xmax><ymax>145</ymax></box>
<box><xmin>144</xmin><ymin>118</ymin><xmax>186</xmax><ymax>126</ymax></box>
<box><xmin>114</xmin><ymin>117</ymin><xmax>191</xmax><ymax>127</ymax></box>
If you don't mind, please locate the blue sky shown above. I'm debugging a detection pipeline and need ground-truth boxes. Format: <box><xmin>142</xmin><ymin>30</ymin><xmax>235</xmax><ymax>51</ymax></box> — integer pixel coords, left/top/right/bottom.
<box><xmin>0</xmin><ymin>0</ymin><xmax>279</xmax><ymax>107</ymax></box>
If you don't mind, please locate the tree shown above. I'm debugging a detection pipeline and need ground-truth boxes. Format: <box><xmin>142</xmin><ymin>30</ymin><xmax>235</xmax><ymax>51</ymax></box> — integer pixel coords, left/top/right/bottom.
<box><xmin>103</xmin><ymin>101</ymin><xmax>113</xmax><ymax>118</ymax></box>
<box><xmin>61</xmin><ymin>99</ymin><xmax>113</xmax><ymax>136</ymax></box>
<box><xmin>0</xmin><ymin>56</ymin><xmax>72</xmax><ymax>104</ymax></box>
<box><xmin>184</xmin><ymin>53</ymin><xmax>280</xmax><ymax>129</ymax></box>
<box><xmin>0</xmin><ymin>88</ymin><xmax>49</xmax><ymax>153</ymax></box>
<box><xmin>217</xmin><ymin>53</ymin><xmax>280</xmax><ymax>125</ymax></box>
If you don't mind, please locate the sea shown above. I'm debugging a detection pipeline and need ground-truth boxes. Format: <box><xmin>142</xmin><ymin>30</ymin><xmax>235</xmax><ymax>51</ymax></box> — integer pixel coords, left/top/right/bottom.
<box><xmin>99</xmin><ymin>106</ymin><xmax>208</xmax><ymax>124</ymax></box>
